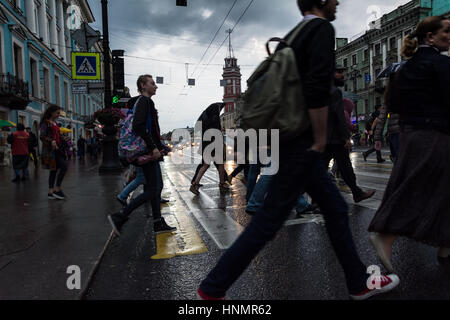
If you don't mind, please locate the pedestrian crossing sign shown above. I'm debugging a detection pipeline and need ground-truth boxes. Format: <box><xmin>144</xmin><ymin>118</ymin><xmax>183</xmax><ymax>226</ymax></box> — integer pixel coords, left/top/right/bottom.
<box><xmin>72</xmin><ymin>52</ymin><xmax>101</xmax><ymax>80</ymax></box>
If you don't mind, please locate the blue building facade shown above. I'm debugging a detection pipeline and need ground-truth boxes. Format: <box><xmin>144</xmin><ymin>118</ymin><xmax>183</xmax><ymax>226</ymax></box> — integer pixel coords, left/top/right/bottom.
<box><xmin>0</xmin><ymin>0</ymin><xmax>103</xmax><ymax>163</ymax></box>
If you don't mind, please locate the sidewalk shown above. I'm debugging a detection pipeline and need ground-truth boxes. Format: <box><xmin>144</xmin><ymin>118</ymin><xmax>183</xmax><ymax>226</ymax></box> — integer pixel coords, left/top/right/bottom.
<box><xmin>0</xmin><ymin>157</ymin><xmax>123</xmax><ymax>299</ymax></box>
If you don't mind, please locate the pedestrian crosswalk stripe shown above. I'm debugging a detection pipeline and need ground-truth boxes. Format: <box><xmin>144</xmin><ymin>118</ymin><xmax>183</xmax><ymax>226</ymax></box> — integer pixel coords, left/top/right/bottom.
<box><xmin>151</xmin><ymin>178</ymin><xmax>208</xmax><ymax>260</ymax></box>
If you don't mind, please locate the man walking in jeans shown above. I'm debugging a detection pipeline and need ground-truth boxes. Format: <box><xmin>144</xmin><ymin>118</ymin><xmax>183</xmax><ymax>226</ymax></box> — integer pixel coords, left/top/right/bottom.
<box><xmin>198</xmin><ymin>0</ymin><xmax>400</xmax><ymax>300</ymax></box>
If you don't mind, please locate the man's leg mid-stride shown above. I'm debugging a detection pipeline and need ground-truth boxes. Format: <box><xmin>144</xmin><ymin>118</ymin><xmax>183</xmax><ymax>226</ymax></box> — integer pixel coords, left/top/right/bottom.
<box><xmin>199</xmin><ymin>145</ymin><xmax>333</xmax><ymax>297</ymax></box>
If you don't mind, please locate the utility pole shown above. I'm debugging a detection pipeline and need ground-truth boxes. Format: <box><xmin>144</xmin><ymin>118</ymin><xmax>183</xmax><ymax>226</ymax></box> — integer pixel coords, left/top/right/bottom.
<box><xmin>101</xmin><ymin>0</ymin><xmax>112</xmax><ymax>109</ymax></box>
<box><xmin>99</xmin><ymin>0</ymin><xmax>121</xmax><ymax>173</ymax></box>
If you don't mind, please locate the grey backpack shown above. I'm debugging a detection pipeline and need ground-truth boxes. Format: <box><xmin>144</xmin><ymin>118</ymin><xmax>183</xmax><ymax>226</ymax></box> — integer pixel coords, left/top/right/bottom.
<box><xmin>241</xmin><ymin>19</ymin><xmax>316</xmax><ymax>141</ymax></box>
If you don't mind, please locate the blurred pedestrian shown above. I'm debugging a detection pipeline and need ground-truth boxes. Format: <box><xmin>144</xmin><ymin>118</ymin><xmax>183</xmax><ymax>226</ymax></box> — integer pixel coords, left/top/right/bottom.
<box><xmin>323</xmin><ymin>65</ymin><xmax>375</xmax><ymax>203</ymax></box>
<box><xmin>362</xmin><ymin>106</ymin><xmax>386</xmax><ymax>163</ymax></box>
<box><xmin>7</xmin><ymin>123</ymin><xmax>29</xmax><ymax>182</ymax></box>
<box><xmin>369</xmin><ymin>16</ymin><xmax>450</xmax><ymax>271</ymax></box>
<box><xmin>190</xmin><ymin>103</ymin><xmax>230</xmax><ymax>195</ymax></box>
<box><xmin>26</xmin><ymin>127</ymin><xmax>39</xmax><ymax>168</ymax></box>
<box><xmin>77</xmin><ymin>135</ymin><xmax>86</xmax><ymax>159</ymax></box>
<box><xmin>40</xmin><ymin>105</ymin><xmax>67</xmax><ymax>200</ymax></box>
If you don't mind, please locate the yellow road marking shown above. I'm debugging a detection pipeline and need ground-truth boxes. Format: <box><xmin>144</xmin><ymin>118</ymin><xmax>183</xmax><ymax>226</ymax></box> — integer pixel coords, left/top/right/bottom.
<box><xmin>151</xmin><ymin>197</ymin><xmax>208</xmax><ymax>260</ymax></box>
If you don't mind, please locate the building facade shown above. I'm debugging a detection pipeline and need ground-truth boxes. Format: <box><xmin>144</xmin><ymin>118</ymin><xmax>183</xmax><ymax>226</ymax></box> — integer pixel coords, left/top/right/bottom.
<box><xmin>0</xmin><ymin>0</ymin><xmax>103</xmax><ymax>166</ymax></box>
<box><xmin>336</xmin><ymin>0</ymin><xmax>449</xmax><ymax>127</ymax></box>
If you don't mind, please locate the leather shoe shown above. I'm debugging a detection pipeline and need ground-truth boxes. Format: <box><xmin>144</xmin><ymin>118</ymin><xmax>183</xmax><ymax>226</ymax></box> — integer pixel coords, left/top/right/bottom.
<box><xmin>354</xmin><ymin>190</ymin><xmax>376</xmax><ymax>203</ymax></box>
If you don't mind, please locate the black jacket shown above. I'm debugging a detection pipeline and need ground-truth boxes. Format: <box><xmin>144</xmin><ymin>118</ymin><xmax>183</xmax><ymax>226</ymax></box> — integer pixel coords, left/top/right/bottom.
<box><xmin>197</xmin><ymin>103</ymin><xmax>223</xmax><ymax>133</ymax></box>
<box><xmin>277</xmin><ymin>17</ymin><xmax>336</xmax><ymax>144</ymax></box>
<box><xmin>328</xmin><ymin>86</ymin><xmax>351</xmax><ymax>144</ymax></box>
<box><xmin>280</xmin><ymin>18</ymin><xmax>335</xmax><ymax>110</ymax></box>
<box><xmin>132</xmin><ymin>96</ymin><xmax>163</xmax><ymax>151</ymax></box>
<box><xmin>394</xmin><ymin>46</ymin><xmax>450</xmax><ymax>130</ymax></box>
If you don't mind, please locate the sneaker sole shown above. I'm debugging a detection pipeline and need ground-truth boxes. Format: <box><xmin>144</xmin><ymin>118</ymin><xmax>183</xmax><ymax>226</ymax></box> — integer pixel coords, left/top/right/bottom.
<box><xmin>53</xmin><ymin>195</ymin><xmax>65</xmax><ymax>200</ymax></box>
<box><xmin>350</xmin><ymin>275</ymin><xmax>400</xmax><ymax>300</ymax></box>
<box><xmin>155</xmin><ymin>228</ymin><xmax>177</xmax><ymax>235</ymax></box>
<box><xmin>108</xmin><ymin>215</ymin><xmax>121</xmax><ymax>237</ymax></box>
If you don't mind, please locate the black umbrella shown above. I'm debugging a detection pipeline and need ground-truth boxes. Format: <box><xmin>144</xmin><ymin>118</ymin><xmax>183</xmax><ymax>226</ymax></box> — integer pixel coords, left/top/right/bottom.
<box><xmin>376</xmin><ymin>61</ymin><xmax>406</xmax><ymax>80</ymax></box>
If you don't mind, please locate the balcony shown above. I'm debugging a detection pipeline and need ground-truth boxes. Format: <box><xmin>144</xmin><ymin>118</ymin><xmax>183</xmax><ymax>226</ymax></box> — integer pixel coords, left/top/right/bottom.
<box><xmin>0</xmin><ymin>73</ymin><xmax>30</xmax><ymax>110</ymax></box>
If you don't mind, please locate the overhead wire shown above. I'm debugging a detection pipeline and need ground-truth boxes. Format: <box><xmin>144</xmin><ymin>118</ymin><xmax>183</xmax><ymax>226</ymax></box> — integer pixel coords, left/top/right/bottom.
<box><xmin>165</xmin><ymin>0</ymin><xmax>256</xmax><ymax>124</ymax></box>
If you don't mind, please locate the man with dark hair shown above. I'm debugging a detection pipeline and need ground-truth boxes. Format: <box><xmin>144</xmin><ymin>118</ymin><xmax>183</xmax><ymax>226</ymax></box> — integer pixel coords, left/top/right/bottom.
<box><xmin>198</xmin><ymin>0</ymin><xmax>399</xmax><ymax>301</ymax></box>
<box><xmin>323</xmin><ymin>65</ymin><xmax>376</xmax><ymax>203</ymax></box>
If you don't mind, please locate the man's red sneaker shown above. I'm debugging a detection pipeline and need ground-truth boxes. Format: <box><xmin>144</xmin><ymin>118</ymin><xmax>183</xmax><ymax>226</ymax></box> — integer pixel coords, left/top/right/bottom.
<box><xmin>197</xmin><ymin>288</ymin><xmax>225</xmax><ymax>301</ymax></box>
<box><xmin>350</xmin><ymin>274</ymin><xmax>400</xmax><ymax>300</ymax></box>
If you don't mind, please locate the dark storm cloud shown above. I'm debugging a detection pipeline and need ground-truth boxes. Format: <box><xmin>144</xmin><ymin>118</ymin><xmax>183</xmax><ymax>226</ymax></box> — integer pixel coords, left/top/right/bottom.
<box><xmin>88</xmin><ymin>0</ymin><xmax>411</xmax><ymax>51</ymax></box>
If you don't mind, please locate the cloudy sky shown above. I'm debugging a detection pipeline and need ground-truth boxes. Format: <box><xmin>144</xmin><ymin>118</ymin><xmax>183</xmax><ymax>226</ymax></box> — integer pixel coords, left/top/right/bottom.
<box><xmin>86</xmin><ymin>0</ymin><xmax>412</xmax><ymax>133</ymax></box>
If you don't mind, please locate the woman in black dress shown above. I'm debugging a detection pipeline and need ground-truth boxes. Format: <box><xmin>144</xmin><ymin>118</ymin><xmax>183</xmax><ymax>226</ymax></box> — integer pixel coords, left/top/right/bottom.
<box><xmin>368</xmin><ymin>16</ymin><xmax>450</xmax><ymax>272</ymax></box>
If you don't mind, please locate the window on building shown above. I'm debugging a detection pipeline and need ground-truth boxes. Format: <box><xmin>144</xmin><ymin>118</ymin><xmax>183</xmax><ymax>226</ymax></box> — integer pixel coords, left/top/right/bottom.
<box><xmin>13</xmin><ymin>44</ymin><xmax>24</xmax><ymax>79</ymax></box>
<box><xmin>18</xmin><ymin>115</ymin><xmax>26</xmax><ymax>125</ymax></box>
<box><xmin>47</xmin><ymin>17</ymin><xmax>51</xmax><ymax>44</ymax></box>
<box><xmin>34</xmin><ymin>6</ymin><xmax>40</xmax><ymax>36</ymax></box>
<box><xmin>375</xmin><ymin>43</ymin><xmax>381</xmax><ymax>55</ymax></box>
<box><xmin>43</xmin><ymin>67</ymin><xmax>50</xmax><ymax>101</ymax></box>
<box><xmin>376</xmin><ymin>96</ymin><xmax>381</xmax><ymax>108</ymax></box>
<box><xmin>54</xmin><ymin>75</ymin><xmax>61</xmax><ymax>106</ymax></box>
<box><xmin>83</xmin><ymin>96</ymin><xmax>87</xmax><ymax>115</ymax></box>
<box><xmin>365</xmin><ymin>99</ymin><xmax>369</xmax><ymax>114</ymax></box>
<box><xmin>404</xmin><ymin>29</ymin><xmax>411</xmax><ymax>36</ymax></box>
<box><xmin>389</xmin><ymin>37</ymin><xmax>397</xmax><ymax>50</ymax></box>
<box><xmin>30</xmin><ymin>58</ymin><xmax>39</xmax><ymax>97</ymax></box>
<box><xmin>364</xmin><ymin>49</ymin><xmax>369</xmax><ymax>61</ymax></box>
<box><xmin>64</xmin><ymin>81</ymin><xmax>69</xmax><ymax>110</ymax></box>
<box><xmin>352</xmin><ymin>54</ymin><xmax>357</xmax><ymax>65</ymax></box>
<box><xmin>343</xmin><ymin>58</ymin><xmax>348</xmax><ymax>68</ymax></box>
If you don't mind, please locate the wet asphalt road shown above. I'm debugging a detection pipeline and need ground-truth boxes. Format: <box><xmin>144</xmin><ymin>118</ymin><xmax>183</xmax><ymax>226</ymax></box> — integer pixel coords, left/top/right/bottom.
<box><xmin>0</xmin><ymin>156</ymin><xmax>118</xmax><ymax>299</ymax></box>
<box><xmin>84</xmin><ymin>148</ymin><xmax>450</xmax><ymax>300</ymax></box>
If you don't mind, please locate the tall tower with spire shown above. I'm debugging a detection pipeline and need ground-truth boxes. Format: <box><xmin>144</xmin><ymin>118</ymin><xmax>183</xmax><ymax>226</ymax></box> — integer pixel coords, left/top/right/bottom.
<box><xmin>221</xmin><ymin>29</ymin><xmax>242</xmax><ymax>130</ymax></box>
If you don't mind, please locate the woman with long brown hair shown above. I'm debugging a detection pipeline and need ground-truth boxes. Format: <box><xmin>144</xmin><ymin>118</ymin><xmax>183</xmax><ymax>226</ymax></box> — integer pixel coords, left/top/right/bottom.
<box><xmin>40</xmin><ymin>104</ymin><xmax>67</xmax><ymax>200</ymax></box>
<box><xmin>369</xmin><ymin>16</ymin><xmax>450</xmax><ymax>272</ymax></box>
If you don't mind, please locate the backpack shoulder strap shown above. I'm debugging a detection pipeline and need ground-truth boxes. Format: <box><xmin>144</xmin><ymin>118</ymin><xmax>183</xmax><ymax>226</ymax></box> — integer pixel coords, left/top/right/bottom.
<box><xmin>265</xmin><ymin>18</ymin><xmax>320</xmax><ymax>56</ymax></box>
<box><xmin>285</xmin><ymin>18</ymin><xmax>321</xmax><ymax>46</ymax></box>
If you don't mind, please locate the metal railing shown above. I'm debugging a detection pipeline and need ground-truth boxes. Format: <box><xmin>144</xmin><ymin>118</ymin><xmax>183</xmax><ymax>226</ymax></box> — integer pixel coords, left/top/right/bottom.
<box><xmin>0</xmin><ymin>73</ymin><xmax>29</xmax><ymax>100</ymax></box>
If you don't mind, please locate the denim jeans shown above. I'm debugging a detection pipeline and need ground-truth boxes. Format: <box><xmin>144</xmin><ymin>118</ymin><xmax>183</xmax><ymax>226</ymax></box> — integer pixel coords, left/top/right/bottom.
<box><xmin>200</xmin><ymin>142</ymin><xmax>368</xmax><ymax>297</ymax></box>
<box><xmin>119</xmin><ymin>167</ymin><xmax>146</xmax><ymax>200</ymax></box>
<box><xmin>246</xmin><ymin>164</ymin><xmax>261</xmax><ymax>201</ymax></box>
<box><xmin>49</xmin><ymin>151</ymin><xmax>67</xmax><ymax>189</ymax></box>
<box><xmin>389</xmin><ymin>133</ymin><xmax>399</xmax><ymax>163</ymax></box>
<box><xmin>246</xmin><ymin>173</ymin><xmax>310</xmax><ymax>214</ymax></box>
<box><xmin>121</xmin><ymin>161</ymin><xmax>162</xmax><ymax>221</ymax></box>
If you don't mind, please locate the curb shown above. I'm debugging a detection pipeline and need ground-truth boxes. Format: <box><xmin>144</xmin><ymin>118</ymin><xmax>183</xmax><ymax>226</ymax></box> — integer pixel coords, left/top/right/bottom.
<box><xmin>77</xmin><ymin>230</ymin><xmax>115</xmax><ymax>300</ymax></box>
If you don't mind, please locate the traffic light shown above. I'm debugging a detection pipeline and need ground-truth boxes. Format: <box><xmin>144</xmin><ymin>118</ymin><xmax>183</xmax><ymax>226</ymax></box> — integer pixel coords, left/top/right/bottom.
<box><xmin>112</xmin><ymin>95</ymin><xmax>120</xmax><ymax>105</ymax></box>
<box><xmin>176</xmin><ymin>0</ymin><xmax>187</xmax><ymax>6</ymax></box>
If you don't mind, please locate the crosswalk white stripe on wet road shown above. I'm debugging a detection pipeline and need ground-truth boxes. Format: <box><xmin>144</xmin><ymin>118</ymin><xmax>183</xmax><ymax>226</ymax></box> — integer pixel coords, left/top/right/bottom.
<box><xmin>164</xmin><ymin>149</ymin><xmax>394</xmax><ymax>249</ymax></box>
